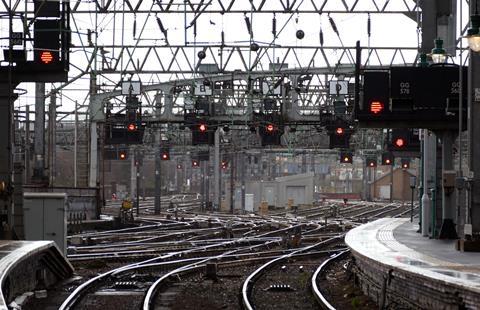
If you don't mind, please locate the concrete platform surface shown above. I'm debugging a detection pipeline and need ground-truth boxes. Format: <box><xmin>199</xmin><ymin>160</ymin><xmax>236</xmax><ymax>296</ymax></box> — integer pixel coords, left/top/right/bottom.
<box><xmin>0</xmin><ymin>240</ymin><xmax>73</xmax><ymax>310</ymax></box>
<box><xmin>346</xmin><ymin>218</ymin><xmax>480</xmax><ymax>294</ymax></box>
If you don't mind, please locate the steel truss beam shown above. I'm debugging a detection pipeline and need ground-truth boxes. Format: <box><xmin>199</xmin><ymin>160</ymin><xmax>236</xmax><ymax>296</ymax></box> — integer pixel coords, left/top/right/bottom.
<box><xmin>90</xmin><ymin>45</ymin><xmax>417</xmax><ymax>75</ymax></box>
<box><xmin>69</xmin><ymin>0</ymin><xmax>419</xmax><ymax>14</ymax></box>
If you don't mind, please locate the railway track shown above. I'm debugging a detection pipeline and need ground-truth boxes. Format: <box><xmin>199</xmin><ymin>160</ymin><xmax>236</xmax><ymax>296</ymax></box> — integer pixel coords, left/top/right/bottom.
<box><xmin>53</xmin><ymin>198</ymin><xmax>417</xmax><ymax>310</ymax></box>
<box><xmin>241</xmin><ymin>236</ymin><xmax>345</xmax><ymax>310</ymax></box>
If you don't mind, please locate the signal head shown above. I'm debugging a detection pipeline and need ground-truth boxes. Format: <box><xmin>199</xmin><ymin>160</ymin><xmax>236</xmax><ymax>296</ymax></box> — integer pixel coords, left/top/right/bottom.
<box><xmin>40</xmin><ymin>51</ymin><xmax>54</xmax><ymax>64</ymax></box>
<box><xmin>340</xmin><ymin>152</ymin><xmax>353</xmax><ymax>164</ymax></box>
<box><xmin>335</xmin><ymin>127</ymin><xmax>344</xmax><ymax>135</ymax></box>
<box><xmin>266</xmin><ymin>124</ymin><xmax>275</xmax><ymax>132</ymax></box>
<box><xmin>394</xmin><ymin>138</ymin><xmax>405</xmax><ymax>148</ymax></box>
<box><xmin>127</xmin><ymin>123</ymin><xmax>137</xmax><ymax>132</ymax></box>
<box><xmin>401</xmin><ymin>158</ymin><xmax>410</xmax><ymax>169</ymax></box>
<box><xmin>370</xmin><ymin>101</ymin><xmax>384</xmax><ymax>114</ymax></box>
<box><xmin>199</xmin><ymin>123</ymin><xmax>207</xmax><ymax>132</ymax></box>
<box><xmin>366</xmin><ymin>158</ymin><xmax>377</xmax><ymax>168</ymax></box>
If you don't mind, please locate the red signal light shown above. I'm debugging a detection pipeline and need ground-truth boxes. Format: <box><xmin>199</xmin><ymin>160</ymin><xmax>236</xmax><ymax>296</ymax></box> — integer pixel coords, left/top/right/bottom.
<box><xmin>127</xmin><ymin>123</ymin><xmax>137</xmax><ymax>131</ymax></box>
<box><xmin>370</xmin><ymin>101</ymin><xmax>384</xmax><ymax>114</ymax></box>
<box><xmin>192</xmin><ymin>160</ymin><xmax>199</xmax><ymax>167</ymax></box>
<box><xmin>335</xmin><ymin>127</ymin><xmax>344</xmax><ymax>135</ymax></box>
<box><xmin>40</xmin><ymin>51</ymin><xmax>53</xmax><ymax>64</ymax></box>
<box><xmin>119</xmin><ymin>152</ymin><xmax>126</xmax><ymax>160</ymax></box>
<box><xmin>385</xmin><ymin>159</ymin><xmax>391</xmax><ymax>164</ymax></box>
<box><xmin>394</xmin><ymin>138</ymin><xmax>405</xmax><ymax>148</ymax></box>
<box><xmin>161</xmin><ymin>153</ymin><xmax>170</xmax><ymax>160</ymax></box>
<box><xmin>266</xmin><ymin>124</ymin><xmax>275</xmax><ymax>132</ymax></box>
<box><xmin>199</xmin><ymin>124</ymin><xmax>207</xmax><ymax>132</ymax></box>
<box><xmin>369</xmin><ymin>162</ymin><xmax>375</xmax><ymax>167</ymax></box>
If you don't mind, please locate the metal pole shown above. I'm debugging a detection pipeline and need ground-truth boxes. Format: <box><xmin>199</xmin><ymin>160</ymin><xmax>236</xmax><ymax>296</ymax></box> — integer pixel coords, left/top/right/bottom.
<box><xmin>24</xmin><ymin>105</ymin><xmax>30</xmax><ymax>183</ymax></box>
<box><xmin>411</xmin><ymin>187</ymin><xmax>414</xmax><ymax>222</ymax></box>
<box><xmin>154</xmin><ymin>132</ymin><xmax>161</xmax><ymax>214</ymax></box>
<box><xmin>214</xmin><ymin>128</ymin><xmax>220</xmax><ymax>210</ymax></box>
<box><xmin>130</xmin><ymin>147</ymin><xmax>137</xmax><ymax>214</ymax></box>
<box><xmin>241</xmin><ymin>152</ymin><xmax>246</xmax><ymax>213</ymax></box>
<box><xmin>439</xmin><ymin>131</ymin><xmax>457</xmax><ymax>238</ymax></box>
<box><xmin>389</xmin><ymin>163</ymin><xmax>394</xmax><ymax>202</ymax></box>
<box><xmin>48</xmin><ymin>92</ymin><xmax>56</xmax><ymax>186</ymax></box>
<box><xmin>136</xmin><ymin>152</ymin><xmax>140</xmax><ymax>216</ymax></box>
<box><xmin>33</xmin><ymin>83</ymin><xmax>45</xmax><ymax>182</ymax></box>
<box><xmin>468</xmin><ymin>0</ymin><xmax>480</xmax><ymax>241</ymax></box>
<box><xmin>230</xmin><ymin>149</ymin><xmax>235</xmax><ymax>213</ymax></box>
<box><xmin>201</xmin><ymin>160</ymin><xmax>205</xmax><ymax>211</ymax></box>
<box><xmin>74</xmin><ymin>101</ymin><xmax>78</xmax><ymax>187</ymax></box>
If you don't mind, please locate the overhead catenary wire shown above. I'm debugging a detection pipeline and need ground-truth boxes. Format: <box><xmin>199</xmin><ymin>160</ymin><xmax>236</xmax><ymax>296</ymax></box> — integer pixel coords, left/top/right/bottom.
<box><xmin>328</xmin><ymin>14</ymin><xmax>355</xmax><ymax>64</ymax></box>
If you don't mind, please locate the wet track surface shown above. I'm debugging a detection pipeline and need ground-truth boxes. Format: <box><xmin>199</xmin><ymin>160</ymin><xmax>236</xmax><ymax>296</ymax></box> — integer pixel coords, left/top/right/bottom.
<box><xmin>23</xmin><ymin>196</ymin><xmax>416</xmax><ymax>310</ymax></box>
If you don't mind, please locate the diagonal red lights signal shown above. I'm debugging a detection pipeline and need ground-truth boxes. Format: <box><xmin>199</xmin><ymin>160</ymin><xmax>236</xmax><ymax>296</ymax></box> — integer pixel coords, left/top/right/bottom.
<box><xmin>370</xmin><ymin>101</ymin><xmax>384</xmax><ymax>114</ymax></box>
<box><xmin>40</xmin><ymin>51</ymin><xmax>54</xmax><ymax>64</ymax></box>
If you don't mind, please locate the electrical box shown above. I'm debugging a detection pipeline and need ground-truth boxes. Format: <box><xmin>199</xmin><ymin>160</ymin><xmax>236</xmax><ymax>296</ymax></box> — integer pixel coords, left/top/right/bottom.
<box><xmin>245</xmin><ymin>194</ymin><xmax>254</xmax><ymax>212</ymax></box>
<box><xmin>23</xmin><ymin>193</ymin><xmax>67</xmax><ymax>255</ymax></box>
<box><xmin>443</xmin><ymin>170</ymin><xmax>456</xmax><ymax>188</ymax></box>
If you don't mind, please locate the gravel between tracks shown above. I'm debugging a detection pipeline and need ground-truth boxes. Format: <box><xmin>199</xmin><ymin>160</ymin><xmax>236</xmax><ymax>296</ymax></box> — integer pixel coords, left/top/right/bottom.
<box><xmin>318</xmin><ymin>255</ymin><xmax>377</xmax><ymax>309</ymax></box>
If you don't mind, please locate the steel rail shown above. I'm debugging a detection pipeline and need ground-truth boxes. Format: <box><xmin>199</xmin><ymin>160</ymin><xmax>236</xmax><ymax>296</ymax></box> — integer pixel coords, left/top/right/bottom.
<box><xmin>241</xmin><ymin>235</ymin><xmax>344</xmax><ymax>310</ymax></box>
<box><xmin>311</xmin><ymin>250</ymin><xmax>350</xmax><ymax>310</ymax></box>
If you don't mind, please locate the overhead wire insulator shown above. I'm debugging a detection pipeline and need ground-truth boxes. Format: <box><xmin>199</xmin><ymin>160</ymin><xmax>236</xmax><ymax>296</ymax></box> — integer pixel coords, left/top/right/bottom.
<box><xmin>221</xmin><ymin>31</ymin><xmax>225</xmax><ymax>47</ymax></box>
<box><xmin>133</xmin><ymin>14</ymin><xmax>137</xmax><ymax>38</ymax></box>
<box><xmin>367</xmin><ymin>13</ymin><xmax>371</xmax><ymax>38</ymax></box>
<box><xmin>156</xmin><ymin>16</ymin><xmax>167</xmax><ymax>33</ymax></box>
<box><xmin>319</xmin><ymin>28</ymin><xmax>324</xmax><ymax>46</ymax></box>
<box><xmin>328</xmin><ymin>15</ymin><xmax>338</xmax><ymax>35</ymax></box>
<box><xmin>272</xmin><ymin>15</ymin><xmax>277</xmax><ymax>36</ymax></box>
<box><xmin>156</xmin><ymin>15</ymin><xmax>169</xmax><ymax>44</ymax></box>
<box><xmin>244</xmin><ymin>14</ymin><xmax>252</xmax><ymax>36</ymax></box>
<box><xmin>87</xmin><ymin>29</ymin><xmax>93</xmax><ymax>46</ymax></box>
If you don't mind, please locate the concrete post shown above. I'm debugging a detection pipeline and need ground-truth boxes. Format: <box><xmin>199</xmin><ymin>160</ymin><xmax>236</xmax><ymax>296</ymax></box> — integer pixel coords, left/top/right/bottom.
<box><xmin>88</xmin><ymin>73</ymin><xmax>98</xmax><ymax>188</ymax></box>
<box><xmin>89</xmin><ymin>122</ymin><xmax>98</xmax><ymax>188</ymax></box>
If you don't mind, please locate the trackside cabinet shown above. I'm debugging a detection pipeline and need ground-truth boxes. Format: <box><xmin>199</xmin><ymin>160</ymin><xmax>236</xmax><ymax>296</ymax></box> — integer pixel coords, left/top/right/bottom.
<box><xmin>23</xmin><ymin>192</ymin><xmax>67</xmax><ymax>255</ymax></box>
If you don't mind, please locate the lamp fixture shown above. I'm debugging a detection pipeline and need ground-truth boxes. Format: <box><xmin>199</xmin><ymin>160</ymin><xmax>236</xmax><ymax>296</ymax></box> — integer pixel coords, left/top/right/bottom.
<box><xmin>418</xmin><ymin>53</ymin><xmax>429</xmax><ymax>67</ymax></box>
<box><xmin>431</xmin><ymin>38</ymin><xmax>447</xmax><ymax>64</ymax></box>
<box><xmin>466</xmin><ymin>15</ymin><xmax>480</xmax><ymax>52</ymax></box>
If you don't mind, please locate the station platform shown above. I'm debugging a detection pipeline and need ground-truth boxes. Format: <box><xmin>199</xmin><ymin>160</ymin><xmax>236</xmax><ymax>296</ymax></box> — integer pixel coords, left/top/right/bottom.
<box><xmin>0</xmin><ymin>240</ymin><xmax>73</xmax><ymax>309</ymax></box>
<box><xmin>346</xmin><ymin>218</ymin><xmax>480</xmax><ymax>309</ymax></box>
